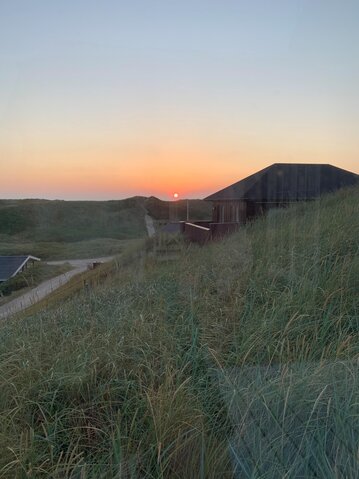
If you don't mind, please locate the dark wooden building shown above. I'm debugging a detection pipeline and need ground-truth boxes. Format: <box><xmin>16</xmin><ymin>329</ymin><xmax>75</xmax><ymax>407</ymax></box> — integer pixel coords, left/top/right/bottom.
<box><xmin>205</xmin><ymin>163</ymin><xmax>358</xmax><ymax>225</ymax></box>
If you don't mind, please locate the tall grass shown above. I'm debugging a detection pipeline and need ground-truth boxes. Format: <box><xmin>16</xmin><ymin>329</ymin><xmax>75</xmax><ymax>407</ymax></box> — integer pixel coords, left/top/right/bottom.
<box><xmin>0</xmin><ymin>199</ymin><xmax>147</xmax><ymax>241</ymax></box>
<box><xmin>0</xmin><ymin>187</ymin><xmax>358</xmax><ymax>478</ymax></box>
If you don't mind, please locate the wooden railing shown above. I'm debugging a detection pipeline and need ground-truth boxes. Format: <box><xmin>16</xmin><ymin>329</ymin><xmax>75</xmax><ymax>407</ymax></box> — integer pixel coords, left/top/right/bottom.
<box><xmin>158</xmin><ymin>220</ymin><xmax>241</xmax><ymax>245</ymax></box>
<box><xmin>184</xmin><ymin>222</ymin><xmax>211</xmax><ymax>244</ymax></box>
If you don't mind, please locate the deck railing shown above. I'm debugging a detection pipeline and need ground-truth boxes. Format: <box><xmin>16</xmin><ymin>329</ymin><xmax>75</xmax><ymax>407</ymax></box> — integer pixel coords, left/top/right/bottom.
<box><xmin>184</xmin><ymin>222</ymin><xmax>211</xmax><ymax>244</ymax></box>
<box><xmin>162</xmin><ymin>220</ymin><xmax>241</xmax><ymax>244</ymax></box>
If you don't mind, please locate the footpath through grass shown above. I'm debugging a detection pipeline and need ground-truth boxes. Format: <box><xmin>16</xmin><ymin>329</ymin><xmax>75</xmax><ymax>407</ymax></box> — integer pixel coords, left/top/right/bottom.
<box><xmin>0</xmin><ymin>187</ymin><xmax>358</xmax><ymax>478</ymax></box>
<box><xmin>0</xmin><ymin>262</ymin><xmax>73</xmax><ymax>306</ymax></box>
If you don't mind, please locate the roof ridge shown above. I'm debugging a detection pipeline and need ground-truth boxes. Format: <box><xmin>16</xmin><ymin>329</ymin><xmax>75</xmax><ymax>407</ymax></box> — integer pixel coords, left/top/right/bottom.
<box><xmin>272</xmin><ymin>162</ymin><xmax>331</xmax><ymax>166</ymax></box>
<box><xmin>204</xmin><ymin>163</ymin><xmax>359</xmax><ymax>201</ymax></box>
<box><xmin>204</xmin><ymin>164</ymin><xmax>272</xmax><ymax>201</ymax></box>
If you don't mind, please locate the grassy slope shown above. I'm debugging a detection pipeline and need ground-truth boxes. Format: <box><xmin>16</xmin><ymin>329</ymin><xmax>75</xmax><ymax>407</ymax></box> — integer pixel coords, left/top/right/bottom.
<box><xmin>0</xmin><ymin>198</ymin><xmax>147</xmax><ymax>241</ymax></box>
<box><xmin>0</xmin><ymin>197</ymin><xmax>210</xmax><ymax>260</ymax></box>
<box><xmin>0</xmin><ymin>187</ymin><xmax>358</xmax><ymax>478</ymax></box>
<box><xmin>0</xmin><ymin>237</ymin><xmax>141</xmax><ymax>261</ymax></box>
<box><xmin>0</xmin><ymin>197</ymin><xmax>148</xmax><ymax>261</ymax></box>
<box><xmin>0</xmin><ymin>198</ymin><xmax>147</xmax><ymax>259</ymax></box>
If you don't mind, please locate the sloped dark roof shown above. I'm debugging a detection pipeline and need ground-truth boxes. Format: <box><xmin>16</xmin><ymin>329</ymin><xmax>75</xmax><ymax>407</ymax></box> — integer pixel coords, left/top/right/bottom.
<box><xmin>0</xmin><ymin>255</ymin><xmax>40</xmax><ymax>282</ymax></box>
<box><xmin>205</xmin><ymin>164</ymin><xmax>359</xmax><ymax>201</ymax></box>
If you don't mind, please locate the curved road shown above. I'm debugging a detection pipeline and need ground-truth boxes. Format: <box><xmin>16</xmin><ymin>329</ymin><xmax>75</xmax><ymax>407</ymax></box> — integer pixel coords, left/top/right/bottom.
<box><xmin>0</xmin><ymin>256</ymin><xmax>114</xmax><ymax>320</ymax></box>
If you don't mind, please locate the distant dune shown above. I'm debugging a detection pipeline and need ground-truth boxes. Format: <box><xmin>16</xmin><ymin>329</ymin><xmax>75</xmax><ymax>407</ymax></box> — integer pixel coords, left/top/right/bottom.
<box><xmin>0</xmin><ymin>197</ymin><xmax>147</xmax><ymax>242</ymax></box>
<box><xmin>0</xmin><ymin>196</ymin><xmax>211</xmax><ymax>259</ymax></box>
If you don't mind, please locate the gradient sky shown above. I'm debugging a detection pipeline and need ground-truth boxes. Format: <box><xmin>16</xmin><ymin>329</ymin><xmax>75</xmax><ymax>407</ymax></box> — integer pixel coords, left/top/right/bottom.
<box><xmin>1</xmin><ymin>1</ymin><xmax>358</xmax><ymax>200</ymax></box>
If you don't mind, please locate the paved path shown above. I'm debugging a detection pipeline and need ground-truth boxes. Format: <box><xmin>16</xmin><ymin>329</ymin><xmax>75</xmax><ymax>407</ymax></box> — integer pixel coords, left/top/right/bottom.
<box><xmin>47</xmin><ymin>256</ymin><xmax>114</xmax><ymax>268</ymax></box>
<box><xmin>0</xmin><ymin>256</ymin><xmax>114</xmax><ymax>320</ymax></box>
<box><xmin>145</xmin><ymin>214</ymin><xmax>156</xmax><ymax>237</ymax></box>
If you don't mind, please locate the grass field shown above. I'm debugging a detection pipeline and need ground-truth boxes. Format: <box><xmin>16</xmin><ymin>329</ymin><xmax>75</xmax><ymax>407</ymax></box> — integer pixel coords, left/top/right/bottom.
<box><xmin>0</xmin><ymin>197</ymin><xmax>147</xmax><ymax>261</ymax></box>
<box><xmin>0</xmin><ymin>186</ymin><xmax>357</xmax><ymax>478</ymax></box>
<box><xmin>0</xmin><ymin>198</ymin><xmax>148</xmax><ymax>241</ymax></box>
<box><xmin>0</xmin><ymin>237</ymin><xmax>141</xmax><ymax>261</ymax></box>
<box><xmin>0</xmin><ymin>197</ymin><xmax>210</xmax><ymax>260</ymax></box>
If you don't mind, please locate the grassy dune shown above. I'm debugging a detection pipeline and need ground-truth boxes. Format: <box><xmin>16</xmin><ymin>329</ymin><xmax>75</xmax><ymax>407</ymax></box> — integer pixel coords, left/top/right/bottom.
<box><xmin>0</xmin><ymin>197</ymin><xmax>210</xmax><ymax>260</ymax></box>
<box><xmin>0</xmin><ymin>198</ymin><xmax>147</xmax><ymax>241</ymax></box>
<box><xmin>0</xmin><ymin>187</ymin><xmax>357</xmax><ymax>478</ymax></box>
<box><xmin>0</xmin><ymin>237</ymin><xmax>140</xmax><ymax>261</ymax></box>
<box><xmin>0</xmin><ymin>198</ymin><xmax>147</xmax><ymax>260</ymax></box>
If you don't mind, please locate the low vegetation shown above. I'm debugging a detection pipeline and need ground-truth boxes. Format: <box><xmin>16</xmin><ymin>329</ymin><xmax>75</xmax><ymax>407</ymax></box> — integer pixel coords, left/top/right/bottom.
<box><xmin>0</xmin><ymin>238</ymin><xmax>140</xmax><ymax>261</ymax></box>
<box><xmin>0</xmin><ymin>187</ymin><xmax>357</xmax><ymax>478</ymax></box>
<box><xmin>0</xmin><ymin>198</ymin><xmax>147</xmax><ymax>242</ymax></box>
<box><xmin>0</xmin><ymin>197</ymin><xmax>210</xmax><ymax>260</ymax></box>
<box><xmin>0</xmin><ymin>198</ymin><xmax>147</xmax><ymax>260</ymax></box>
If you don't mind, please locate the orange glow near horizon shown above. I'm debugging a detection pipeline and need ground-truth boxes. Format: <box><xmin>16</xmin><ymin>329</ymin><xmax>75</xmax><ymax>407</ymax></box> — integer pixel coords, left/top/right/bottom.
<box><xmin>1</xmin><ymin>136</ymin><xmax>359</xmax><ymax>200</ymax></box>
<box><xmin>1</xmin><ymin>2</ymin><xmax>359</xmax><ymax>200</ymax></box>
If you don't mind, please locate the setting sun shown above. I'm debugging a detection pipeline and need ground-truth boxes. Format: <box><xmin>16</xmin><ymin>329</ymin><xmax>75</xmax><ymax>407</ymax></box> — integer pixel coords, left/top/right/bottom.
<box><xmin>0</xmin><ymin>2</ymin><xmax>358</xmax><ymax>200</ymax></box>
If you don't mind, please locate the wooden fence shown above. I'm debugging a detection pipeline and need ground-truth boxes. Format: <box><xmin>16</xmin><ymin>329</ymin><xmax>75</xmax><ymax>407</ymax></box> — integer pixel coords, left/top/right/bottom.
<box><xmin>184</xmin><ymin>222</ymin><xmax>211</xmax><ymax>244</ymax></box>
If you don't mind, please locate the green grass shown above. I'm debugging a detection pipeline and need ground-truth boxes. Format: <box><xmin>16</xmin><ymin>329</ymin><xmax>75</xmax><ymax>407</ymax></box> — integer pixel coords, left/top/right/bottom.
<box><xmin>0</xmin><ymin>186</ymin><xmax>357</xmax><ymax>478</ymax></box>
<box><xmin>0</xmin><ymin>197</ymin><xmax>147</xmax><ymax>260</ymax></box>
<box><xmin>0</xmin><ymin>196</ymin><xmax>210</xmax><ymax>260</ymax></box>
<box><xmin>0</xmin><ymin>238</ymin><xmax>141</xmax><ymax>260</ymax></box>
<box><xmin>0</xmin><ymin>198</ymin><xmax>147</xmax><ymax>241</ymax></box>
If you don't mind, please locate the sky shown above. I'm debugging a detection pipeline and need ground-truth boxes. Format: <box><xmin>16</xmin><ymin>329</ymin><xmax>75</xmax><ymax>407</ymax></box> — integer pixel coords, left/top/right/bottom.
<box><xmin>0</xmin><ymin>0</ymin><xmax>358</xmax><ymax>200</ymax></box>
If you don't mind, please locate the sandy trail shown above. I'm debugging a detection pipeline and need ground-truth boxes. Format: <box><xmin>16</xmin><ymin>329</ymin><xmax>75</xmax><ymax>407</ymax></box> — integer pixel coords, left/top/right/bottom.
<box><xmin>145</xmin><ymin>214</ymin><xmax>156</xmax><ymax>237</ymax></box>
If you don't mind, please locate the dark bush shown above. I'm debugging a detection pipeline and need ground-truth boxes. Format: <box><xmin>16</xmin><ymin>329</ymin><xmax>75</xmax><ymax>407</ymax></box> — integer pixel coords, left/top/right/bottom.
<box><xmin>0</xmin><ymin>275</ymin><xmax>28</xmax><ymax>296</ymax></box>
